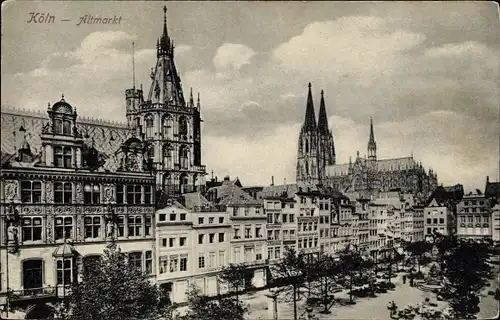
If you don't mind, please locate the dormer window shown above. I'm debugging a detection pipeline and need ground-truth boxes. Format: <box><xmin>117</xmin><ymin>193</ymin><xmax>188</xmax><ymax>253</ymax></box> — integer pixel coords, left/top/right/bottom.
<box><xmin>54</xmin><ymin>146</ymin><xmax>72</xmax><ymax>168</ymax></box>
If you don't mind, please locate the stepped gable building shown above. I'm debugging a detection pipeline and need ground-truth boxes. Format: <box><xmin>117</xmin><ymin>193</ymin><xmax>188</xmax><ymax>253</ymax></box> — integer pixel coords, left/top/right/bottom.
<box><xmin>125</xmin><ymin>6</ymin><xmax>206</xmax><ymax>196</ymax></box>
<box><xmin>296</xmin><ymin>82</ymin><xmax>438</xmax><ymax>196</ymax></box>
<box><xmin>0</xmin><ymin>97</ymin><xmax>156</xmax><ymax>319</ymax></box>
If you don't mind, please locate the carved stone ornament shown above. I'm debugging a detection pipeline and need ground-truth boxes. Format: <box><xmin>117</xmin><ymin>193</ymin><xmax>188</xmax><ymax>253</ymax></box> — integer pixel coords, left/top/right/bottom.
<box><xmin>4</xmin><ymin>180</ymin><xmax>18</xmax><ymax>202</ymax></box>
<box><xmin>45</xmin><ymin>181</ymin><xmax>53</xmax><ymax>203</ymax></box>
<box><xmin>104</xmin><ymin>184</ymin><xmax>115</xmax><ymax>203</ymax></box>
<box><xmin>46</xmin><ymin>215</ymin><xmax>54</xmax><ymax>243</ymax></box>
<box><xmin>75</xmin><ymin>182</ymin><xmax>83</xmax><ymax>202</ymax></box>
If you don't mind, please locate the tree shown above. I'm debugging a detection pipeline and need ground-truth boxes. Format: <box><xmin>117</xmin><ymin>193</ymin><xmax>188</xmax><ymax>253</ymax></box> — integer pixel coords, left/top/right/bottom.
<box><xmin>440</xmin><ymin>240</ymin><xmax>491</xmax><ymax>318</ymax></box>
<box><xmin>310</xmin><ymin>252</ymin><xmax>343</xmax><ymax>314</ymax></box>
<box><xmin>405</xmin><ymin>240</ymin><xmax>431</xmax><ymax>272</ymax></box>
<box><xmin>338</xmin><ymin>247</ymin><xmax>366</xmax><ymax>304</ymax></box>
<box><xmin>69</xmin><ymin>245</ymin><xmax>172</xmax><ymax>320</ymax></box>
<box><xmin>218</xmin><ymin>263</ymin><xmax>247</xmax><ymax>303</ymax></box>
<box><xmin>271</xmin><ymin>247</ymin><xmax>308</xmax><ymax>320</ymax></box>
<box><xmin>184</xmin><ymin>285</ymin><xmax>247</xmax><ymax>320</ymax></box>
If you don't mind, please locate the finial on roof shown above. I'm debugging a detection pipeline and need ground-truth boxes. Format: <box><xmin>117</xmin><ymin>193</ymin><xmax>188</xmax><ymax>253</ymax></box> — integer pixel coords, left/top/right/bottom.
<box><xmin>308</xmin><ymin>82</ymin><xmax>311</xmax><ymax>88</ymax></box>
<box><xmin>61</xmin><ymin>94</ymin><xmax>65</xmax><ymax>101</ymax></box>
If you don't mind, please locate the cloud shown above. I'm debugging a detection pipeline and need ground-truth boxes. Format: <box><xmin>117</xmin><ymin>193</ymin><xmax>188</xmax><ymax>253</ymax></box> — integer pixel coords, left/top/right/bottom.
<box><xmin>2</xmin><ymin>13</ymin><xmax>498</xmax><ymax>191</ymax></box>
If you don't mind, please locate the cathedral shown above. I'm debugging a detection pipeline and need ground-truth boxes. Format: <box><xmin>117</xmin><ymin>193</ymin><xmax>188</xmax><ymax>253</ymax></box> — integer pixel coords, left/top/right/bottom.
<box><xmin>296</xmin><ymin>83</ymin><xmax>438</xmax><ymax>197</ymax></box>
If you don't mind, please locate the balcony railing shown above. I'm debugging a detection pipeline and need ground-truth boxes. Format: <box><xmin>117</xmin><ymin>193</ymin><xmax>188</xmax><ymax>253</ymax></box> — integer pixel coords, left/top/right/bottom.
<box><xmin>3</xmin><ymin>286</ymin><xmax>57</xmax><ymax>301</ymax></box>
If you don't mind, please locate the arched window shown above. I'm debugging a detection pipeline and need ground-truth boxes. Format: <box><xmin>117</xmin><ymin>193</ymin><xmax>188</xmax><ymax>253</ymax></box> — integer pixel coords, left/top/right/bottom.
<box><xmin>305</xmin><ymin>139</ymin><xmax>309</xmax><ymax>153</ymax></box>
<box><xmin>163</xmin><ymin>174</ymin><xmax>172</xmax><ymax>194</ymax></box>
<box><xmin>179</xmin><ymin>174</ymin><xmax>189</xmax><ymax>193</ymax></box>
<box><xmin>179</xmin><ymin>117</ymin><xmax>188</xmax><ymax>140</ymax></box>
<box><xmin>163</xmin><ymin>145</ymin><xmax>172</xmax><ymax>168</ymax></box>
<box><xmin>145</xmin><ymin>114</ymin><xmax>154</xmax><ymax>138</ymax></box>
<box><xmin>54</xmin><ymin>119</ymin><xmax>62</xmax><ymax>135</ymax></box>
<box><xmin>179</xmin><ymin>146</ymin><xmax>189</xmax><ymax>169</ymax></box>
<box><xmin>162</xmin><ymin>116</ymin><xmax>173</xmax><ymax>139</ymax></box>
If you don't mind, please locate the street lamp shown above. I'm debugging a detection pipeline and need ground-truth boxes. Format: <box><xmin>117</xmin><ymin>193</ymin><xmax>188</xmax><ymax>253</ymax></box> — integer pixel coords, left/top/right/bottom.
<box><xmin>265</xmin><ymin>288</ymin><xmax>279</xmax><ymax>320</ymax></box>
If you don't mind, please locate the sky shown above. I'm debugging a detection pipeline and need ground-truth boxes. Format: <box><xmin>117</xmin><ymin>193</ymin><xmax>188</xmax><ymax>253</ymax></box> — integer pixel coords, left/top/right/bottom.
<box><xmin>1</xmin><ymin>1</ymin><xmax>499</xmax><ymax>192</ymax></box>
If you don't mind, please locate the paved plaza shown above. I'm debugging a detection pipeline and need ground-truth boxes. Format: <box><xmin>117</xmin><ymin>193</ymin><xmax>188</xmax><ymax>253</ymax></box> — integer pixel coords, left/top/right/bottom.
<box><xmin>242</xmin><ymin>272</ymin><xmax>499</xmax><ymax>320</ymax></box>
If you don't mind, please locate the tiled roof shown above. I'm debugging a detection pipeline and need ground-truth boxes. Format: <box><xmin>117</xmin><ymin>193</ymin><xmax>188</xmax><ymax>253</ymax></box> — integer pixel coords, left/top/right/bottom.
<box><xmin>207</xmin><ymin>183</ymin><xmax>260</xmax><ymax>206</ymax></box>
<box><xmin>259</xmin><ymin>182</ymin><xmax>319</xmax><ymax>199</ymax></box>
<box><xmin>183</xmin><ymin>192</ymin><xmax>217</xmax><ymax>211</ymax></box>
<box><xmin>1</xmin><ymin>108</ymin><xmax>135</xmax><ymax>172</ymax></box>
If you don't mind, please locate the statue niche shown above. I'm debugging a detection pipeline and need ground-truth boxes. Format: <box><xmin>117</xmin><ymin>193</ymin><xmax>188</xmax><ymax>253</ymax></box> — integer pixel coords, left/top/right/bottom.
<box><xmin>117</xmin><ymin>137</ymin><xmax>145</xmax><ymax>172</ymax></box>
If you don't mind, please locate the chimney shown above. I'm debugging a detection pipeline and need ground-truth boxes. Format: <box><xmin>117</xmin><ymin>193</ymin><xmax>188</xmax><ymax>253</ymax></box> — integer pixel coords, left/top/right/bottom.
<box><xmin>271</xmin><ymin>176</ymin><xmax>274</xmax><ymax>186</ymax></box>
<box><xmin>224</xmin><ymin>176</ymin><xmax>230</xmax><ymax>182</ymax></box>
<box><xmin>487</xmin><ymin>176</ymin><xmax>490</xmax><ymax>183</ymax></box>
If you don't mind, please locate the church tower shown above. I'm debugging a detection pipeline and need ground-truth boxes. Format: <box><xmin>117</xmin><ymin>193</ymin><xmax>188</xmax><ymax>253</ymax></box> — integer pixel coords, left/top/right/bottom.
<box><xmin>367</xmin><ymin>117</ymin><xmax>377</xmax><ymax>161</ymax></box>
<box><xmin>125</xmin><ymin>6</ymin><xmax>206</xmax><ymax>195</ymax></box>
<box><xmin>317</xmin><ymin>89</ymin><xmax>336</xmax><ymax>183</ymax></box>
<box><xmin>296</xmin><ymin>83</ymin><xmax>320</xmax><ymax>185</ymax></box>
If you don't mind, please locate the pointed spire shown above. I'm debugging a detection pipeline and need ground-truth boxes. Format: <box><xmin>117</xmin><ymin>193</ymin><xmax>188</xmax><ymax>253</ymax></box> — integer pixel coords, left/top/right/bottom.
<box><xmin>189</xmin><ymin>87</ymin><xmax>194</xmax><ymax>107</ymax></box>
<box><xmin>318</xmin><ymin>89</ymin><xmax>329</xmax><ymax>134</ymax></box>
<box><xmin>157</xmin><ymin>4</ymin><xmax>171</xmax><ymax>57</ymax></box>
<box><xmin>302</xmin><ymin>82</ymin><xmax>317</xmax><ymax>131</ymax></box>
<box><xmin>367</xmin><ymin>117</ymin><xmax>377</xmax><ymax>160</ymax></box>
<box><xmin>197</xmin><ymin>92</ymin><xmax>201</xmax><ymax>110</ymax></box>
<box><xmin>132</xmin><ymin>41</ymin><xmax>136</xmax><ymax>89</ymax></box>
<box><xmin>369</xmin><ymin>117</ymin><xmax>375</xmax><ymax>144</ymax></box>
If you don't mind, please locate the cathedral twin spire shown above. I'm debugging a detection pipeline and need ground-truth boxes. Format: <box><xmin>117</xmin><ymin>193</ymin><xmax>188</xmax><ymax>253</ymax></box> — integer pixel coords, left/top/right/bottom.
<box><xmin>297</xmin><ymin>83</ymin><xmax>336</xmax><ymax>185</ymax></box>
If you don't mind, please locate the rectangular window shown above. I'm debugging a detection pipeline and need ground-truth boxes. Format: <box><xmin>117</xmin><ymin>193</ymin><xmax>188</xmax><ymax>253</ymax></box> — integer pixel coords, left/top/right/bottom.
<box><xmin>209</xmin><ymin>217</ymin><xmax>214</xmax><ymax>224</ymax></box>
<box><xmin>159</xmin><ymin>258</ymin><xmax>168</xmax><ymax>274</ymax></box>
<box><xmin>209</xmin><ymin>233</ymin><xmax>215</xmax><ymax>243</ymax></box>
<box><xmin>255</xmin><ymin>226</ymin><xmax>262</xmax><ymax>238</ymax></box>
<box><xmin>289</xmin><ymin>214</ymin><xmax>295</xmax><ymax>223</ymax></box>
<box><xmin>21</xmin><ymin>181</ymin><xmax>42</xmax><ymax>203</ymax></box>
<box><xmin>219</xmin><ymin>217</ymin><xmax>224</xmax><ymax>224</ymax></box>
<box><xmin>219</xmin><ymin>251</ymin><xmax>225</xmax><ymax>266</ymax></box>
<box><xmin>439</xmin><ymin>218</ymin><xmax>444</xmax><ymax>224</ymax></box>
<box><xmin>54</xmin><ymin>182</ymin><xmax>73</xmax><ymax>204</ymax></box>
<box><xmin>245</xmin><ymin>226</ymin><xmax>251</xmax><ymax>239</ymax></box>
<box><xmin>126</xmin><ymin>185</ymin><xmax>142</xmax><ymax>204</ymax></box>
<box><xmin>234</xmin><ymin>228</ymin><xmax>240</xmax><ymax>239</ymax></box>
<box><xmin>169</xmin><ymin>238</ymin><xmax>175</xmax><ymax>247</ymax></box>
<box><xmin>198</xmin><ymin>234</ymin><xmax>204</xmax><ymax>244</ymax></box>
<box><xmin>54</xmin><ymin>146</ymin><xmax>72</xmax><ymax>168</ymax></box>
<box><xmin>145</xmin><ymin>215</ymin><xmax>152</xmax><ymax>236</ymax></box>
<box><xmin>84</xmin><ymin>216</ymin><xmax>101</xmax><ymax>239</ymax></box>
<box><xmin>56</xmin><ymin>259</ymin><xmax>72</xmax><ymax>284</ymax></box>
<box><xmin>159</xmin><ymin>213</ymin><xmax>166</xmax><ymax>222</ymax></box>
<box><xmin>282</xmin><ymin>214</ymin><xmax>288</xmax><ymax>223</ymax></box>
<box><xmin>162</xmin><ymin>238</ymin><xmax>167</xmax><ymax>247</ymax></box>
<box><xmin>180</xmin><ymin>257</ymin><xmax>187</xmax><ymax>271</ymax></box>
<box><xmin>116</xmin><ymin>184</ymin><xmax>125</xmax><ymax>204</ymax></box>
<box><xmin>180</xmin><ymin>237</ymin><xmax>187</xmax><ymax>246</ymax></box>
<box><xmin>128</xmin><ymin>252</ymin><xmax>143</xmax><ymax>271</ymax></box>
<box><xmin>21</xmin><ymin>217</ymin><xmax>42</xmax><ymax>242</ymax></box>
<box><xmin>209</xmin><ymin>252</ymin><xmax>216</xmax><ymax>268</ymax></box>
<box><xmin>55</xmin><ymin>217</ymin><xmax>73</xmax><ymax>240</ymax></box>
<box><xmin>198</xmin><ymin>256</ymin><xmax>205</xmax><ymax>269</ymax></box>
<box><xmin>145</xmin><ymin>251</ymin><xmax>153</xmax><ymax>274</ymax></box>
<box><xmin>169</xmin><ymin>255</ymin><xmax>178</xmax><ymax>272</ymax></box>
<box><xmin>267</xmin><ymin>213</ymin><xmax>273</xmax><ymax>224</ymax></box>
<box><xmin>127</xmin><ymin>216</ymin><xmax>142</xmax><ymax>237</ymax></box>
<box><xmin>198</xmin><ymin>217</ymin><xmax>204</xmax><ymax>224</ymax></box>
<box><xmin>117</xmin><ymin>215</ymin><xmax>125</xmax><ymax>237</ymax></box>
<box><xmin>144</xmin><ymin>186</ymin><xmax>152</xmax><ymax>204</ymax></box>
<box><xmin>169</xmin><ymin>213</ymin><xmax>176</xmax><ymax>221</ymax></box>
<box><xmin>180</xmin><ymin>213</ymin><xmax>186</xmax><ymax>221</ymax></box>
<box><xmin>83</xmin><ymin>184</ymin><xmax>100</xmax><ymax>204</ymax></box>
<box><xmin>219</xmin><ymin>233</ymin><xmax>225</xmax><ymax>242</ymax></box>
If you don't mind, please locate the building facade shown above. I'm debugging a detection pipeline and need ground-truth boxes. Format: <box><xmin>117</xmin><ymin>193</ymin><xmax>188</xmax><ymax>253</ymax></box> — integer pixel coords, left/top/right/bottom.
<box><xmin>124</xmin><ymin>6</ymin><xmax>207</xmax><ymax>195</ymax></box>
<box><xmin>0</xmin><ymin>98</ymin><xmax>156</xmax><ymax>319</ymax></box>
<box><xmin>424</xmin><ymin>199</ymin><xmax>455</xmax><ymax>238</ymax></box>
<box><xmin>456</xmin><ymin>191</ymin><xmax>492</xmax><ymax>240</ymax></box>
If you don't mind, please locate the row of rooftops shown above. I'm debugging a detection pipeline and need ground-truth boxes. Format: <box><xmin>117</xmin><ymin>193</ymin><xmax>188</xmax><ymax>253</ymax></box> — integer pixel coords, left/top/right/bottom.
<box><xmin>161</xmin><ymin>174</ymin><xmax>500</xmax><ymax>214</ymax></box>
